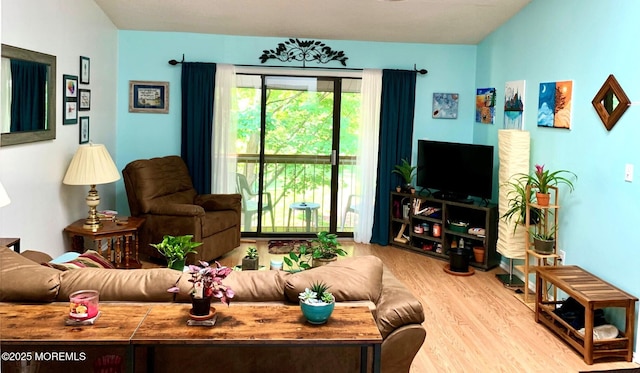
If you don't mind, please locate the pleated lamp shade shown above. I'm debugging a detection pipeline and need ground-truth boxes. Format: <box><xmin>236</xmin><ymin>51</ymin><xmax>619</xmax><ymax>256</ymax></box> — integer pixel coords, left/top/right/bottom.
<box><xmin>63</xmin><ymin>144</ymin><xmax>120</xmax><ymax>186</ymax></box>
<box><xmin>0</xmin><ymin>181</ymin><xmax>10</xmax><ymax>208</ymax></box>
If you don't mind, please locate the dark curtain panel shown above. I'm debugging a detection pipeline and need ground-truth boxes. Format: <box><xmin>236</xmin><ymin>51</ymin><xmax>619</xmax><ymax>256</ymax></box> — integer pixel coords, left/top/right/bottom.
<box><xmin>181</xmin><ymin>62</ymin><xmax>216</xmax><ymax>194</ymax></box>
<box><xmin>370</xmin><ymin>69</ymin><xmax>417</xmax><ymax>245</ymax></box>
<box><xmin>10</xmin><ymin>59</ymin><xmax>47</xmax><ymax>132</ymax></box>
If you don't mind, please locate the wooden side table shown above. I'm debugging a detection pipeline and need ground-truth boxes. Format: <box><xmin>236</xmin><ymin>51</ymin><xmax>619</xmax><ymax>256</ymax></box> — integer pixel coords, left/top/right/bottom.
<box><xmin>0</xmin><ymin>237</ymin><xmax>20</xmax><ymax>253</ymax></box>
<box><xmin>63</xmin><ymin>217</ymin><xmax>145</xmax><ymax>269</ymax></box>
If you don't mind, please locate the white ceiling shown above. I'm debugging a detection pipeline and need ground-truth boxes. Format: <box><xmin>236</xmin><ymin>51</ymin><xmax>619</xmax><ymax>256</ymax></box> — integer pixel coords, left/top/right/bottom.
<box><xmin>94</xmin><ymin>0</ymin><xmax>530</xmax><ymax>44</ymax></box>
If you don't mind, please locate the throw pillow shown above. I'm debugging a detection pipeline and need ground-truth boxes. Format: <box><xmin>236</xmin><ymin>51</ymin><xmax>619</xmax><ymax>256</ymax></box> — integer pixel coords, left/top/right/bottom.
<box><xmin>43</xmin><ymin>250</ymin><xmax>115</xmax><ymax>271</ymax></box>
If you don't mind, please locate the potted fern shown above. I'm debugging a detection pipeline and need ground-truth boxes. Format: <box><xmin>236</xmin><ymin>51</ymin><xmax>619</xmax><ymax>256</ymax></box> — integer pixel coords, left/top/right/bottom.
<box><xmin>392</xmin><ymin>158</ymin><xmax>417</xmax><ymax>193</ymax></box>
<box><xmin>150</xmin><ymin>234</ymin><xmax>202</xmax><ymax>270</ymax></box>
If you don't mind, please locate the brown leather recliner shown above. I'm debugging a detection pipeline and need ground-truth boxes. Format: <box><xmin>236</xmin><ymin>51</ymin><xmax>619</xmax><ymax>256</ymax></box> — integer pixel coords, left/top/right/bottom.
<box><xmin>122</xmin><ymin>155</ymin><xmax>241</xmax><ymax>264</ymax></box>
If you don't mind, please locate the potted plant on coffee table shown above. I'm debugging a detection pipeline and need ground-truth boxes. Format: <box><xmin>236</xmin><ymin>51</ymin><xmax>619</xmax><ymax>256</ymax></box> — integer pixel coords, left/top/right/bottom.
<box><xmin>298</xmin><ymin>281</ymin><xmax>335</xmax><ymax>324</ymax></box>
<box><xmin>168</xmin><ymin>260</ymin><xmax>235</xmax><ymax>317</ymax></box>
<box><xmin>150</xmin><ymin>234</ymin><xmax>202</xmax><ymax>270</ymax></box>
<box><xmin>307</xmin><ymin>231</ymin><xmax>347</xmax><ymax>268</ymax></box>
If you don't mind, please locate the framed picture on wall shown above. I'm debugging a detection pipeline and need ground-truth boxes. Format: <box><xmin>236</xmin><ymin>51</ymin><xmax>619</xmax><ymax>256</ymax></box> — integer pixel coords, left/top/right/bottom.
<box><xmin>80</xmin><ymin>56</ymin><xmax>90</xmax><ymax>84</ymax></box>
<box><xmin>128</xmin><ymin>80</ymin><xmax>169</xmax><ymax>114</ymax></box>
<box><xmin>79</xmin><ymin>116</ymin><xmax>89</xmax><ymax>144</ymax></box>
<box><xmin>63</xmin><ymin>74</ymin><xmax>78</xmax><ymax>124</ymax></box>
<box><xmin>79</xmin><ymin>89</ymin><xmax>91</xmax><ymax>111</ymax></box>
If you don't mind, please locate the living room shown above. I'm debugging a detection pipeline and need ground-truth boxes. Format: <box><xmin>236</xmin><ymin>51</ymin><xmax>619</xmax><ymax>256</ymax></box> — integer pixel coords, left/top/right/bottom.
<box><xmin>1</xmin><ymin>0</ymin><xmax>640</xmax><ymax>371</ymax></box>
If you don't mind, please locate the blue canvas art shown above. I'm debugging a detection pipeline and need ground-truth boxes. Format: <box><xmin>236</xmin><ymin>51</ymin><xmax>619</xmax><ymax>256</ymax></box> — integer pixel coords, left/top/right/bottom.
<box><xmin>432</xmin><ymin>93</ymin><xmax>459</xmax><ymax>119</ymax></box>
<box><xmin>537</xmin><ymin>81</ymin><xmax>572</xmax><ymax>129</ymax></box>
<box><xmin>504</xmin><ymin>80</ymin><xmax>525</xmax><ymax>129</ymax></box>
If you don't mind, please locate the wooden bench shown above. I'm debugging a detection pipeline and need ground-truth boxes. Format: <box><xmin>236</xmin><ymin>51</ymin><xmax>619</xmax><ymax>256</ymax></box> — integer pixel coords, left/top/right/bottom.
<box><xmin>535</xmin><ymin>265</ymin><xmax>637</xmax><ymax>364</ymax></box>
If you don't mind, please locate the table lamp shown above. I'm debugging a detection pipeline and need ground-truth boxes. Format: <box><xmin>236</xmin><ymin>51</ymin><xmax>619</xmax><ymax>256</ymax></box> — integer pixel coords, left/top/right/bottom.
<box><xmin>63</xmin><ymin>144</ymin><xmax>120</xmax><ymax>231</ymax></box>
<box><xmin>0</xmin><ymin>181</ymin><xmax>10</xmax><ymax>208</ymax></box>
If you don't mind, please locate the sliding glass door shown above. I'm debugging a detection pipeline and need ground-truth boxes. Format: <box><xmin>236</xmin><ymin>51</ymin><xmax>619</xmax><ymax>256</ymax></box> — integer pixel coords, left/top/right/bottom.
<box><xmin>235</xmin><ymin>73</ymin><xmax>361</xmax><ymax>237</ymax></box>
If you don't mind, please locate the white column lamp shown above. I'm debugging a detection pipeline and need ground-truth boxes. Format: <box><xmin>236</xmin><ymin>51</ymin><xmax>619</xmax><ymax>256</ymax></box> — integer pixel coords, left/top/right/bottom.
<box><xmin>63</xmin><ymin>144</ymin><xmax>120</xmax><ymax>231</ymax></box>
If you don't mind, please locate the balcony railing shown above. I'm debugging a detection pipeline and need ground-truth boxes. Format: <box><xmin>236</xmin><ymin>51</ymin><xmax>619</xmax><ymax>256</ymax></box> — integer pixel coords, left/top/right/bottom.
<box><xmin>236</xmin><ymin>154</ymin><xmax>359</xmax><ymax>234</ymax></box>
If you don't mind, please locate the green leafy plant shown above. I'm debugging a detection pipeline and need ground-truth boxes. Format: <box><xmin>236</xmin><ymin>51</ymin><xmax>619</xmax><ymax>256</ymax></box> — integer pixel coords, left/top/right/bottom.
<box><xmin>308</xmin><ymin>231</ymin><xmax>347</xmax><ymax>260</ymax></box>
<box><xmin>524</xmin><ymin>164</ymin><xmax>577</xmax><ymax>194</ymax></box>
<box><xmin>392</xmin><ymin>158</ymin><xmax>417</xmax><ymax>186</ymax></box>
<box><xmin>500</xmin><ymin>178</ymin><xmax>541</xmax><ymax>233</ymax></box>
<box><xmin>245</xmin><ymin>247</ymin><xmax>258</xmax><ymax>259</ymax></box>
<box><xmin>150</xmin><ymin>235</ymin><xmax>202</xmax><ymax>269</ymax></box>
<box><xmin>283</xmin><ymin>245</ymin><xmax>312</xmax><ymax>272</ymax></box>
<box><xmin>298</xmin><ymin>281</ymin><xmax>334</xmax><ymax>304</ymax></box>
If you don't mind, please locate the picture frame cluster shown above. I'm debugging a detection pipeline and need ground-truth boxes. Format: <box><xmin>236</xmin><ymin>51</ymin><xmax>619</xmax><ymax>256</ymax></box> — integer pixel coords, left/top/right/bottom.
<box><xmin>64</xmin><ymin>56</ymin><xmax>91</xmax><ymax>143</ymax></box>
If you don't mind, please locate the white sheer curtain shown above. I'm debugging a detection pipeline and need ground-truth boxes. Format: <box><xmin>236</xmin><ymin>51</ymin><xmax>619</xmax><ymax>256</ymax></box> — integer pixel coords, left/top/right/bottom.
<box><xmin>211</xmin><ymin>64</ymin><xmax>238</xmax><ymax>194</ymax></box>
<box><xmin>354</xmin><ymin>69</ymin><xmax>382</xmax><ymax>243</ymax></box>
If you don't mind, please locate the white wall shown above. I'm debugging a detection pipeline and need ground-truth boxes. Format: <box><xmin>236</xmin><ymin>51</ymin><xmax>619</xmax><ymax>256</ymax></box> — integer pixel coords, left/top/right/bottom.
<box><xmin>0</xmin><ymin>0</ymin><xmax>118</xmax><ymax>257</ymax></box>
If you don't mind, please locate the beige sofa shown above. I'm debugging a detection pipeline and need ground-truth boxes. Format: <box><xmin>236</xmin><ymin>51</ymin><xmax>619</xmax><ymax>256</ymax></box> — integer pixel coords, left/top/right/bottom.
<box><xmin>0</xmin><ymin>247</ymin><xmax>425</xmax><ymax>372</ymax></box>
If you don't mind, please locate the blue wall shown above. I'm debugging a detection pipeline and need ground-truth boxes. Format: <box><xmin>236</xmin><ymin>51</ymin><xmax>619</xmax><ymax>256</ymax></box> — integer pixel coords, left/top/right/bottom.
<box><xmin>116</xmin><ymin>32</ymin><xmax>477</xmax><ymax>213</ymax></box>
<box><xmin>476</xmin><ymin>0</ymin><xmax>640</xmax><ymax>329</ymax></box>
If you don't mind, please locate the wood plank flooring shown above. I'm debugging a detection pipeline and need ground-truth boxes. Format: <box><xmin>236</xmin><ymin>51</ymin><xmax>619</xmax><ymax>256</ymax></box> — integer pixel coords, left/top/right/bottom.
<box><xmin>155</xmin><ymin>240</ymin><xmax>640</xmax><ymax>372</ymax></box>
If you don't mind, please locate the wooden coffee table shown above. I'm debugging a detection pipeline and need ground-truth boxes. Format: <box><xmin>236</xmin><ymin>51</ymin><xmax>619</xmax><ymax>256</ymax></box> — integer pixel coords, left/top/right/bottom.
<box><xmin>0</xmin><ymin>304</ymin><xmax>150</xmax><ymax>372</ymax></box>
<box><xmin>131</xmin><ymin>304</ymin><xmax>383</xmax><ymax>372</ymax></box>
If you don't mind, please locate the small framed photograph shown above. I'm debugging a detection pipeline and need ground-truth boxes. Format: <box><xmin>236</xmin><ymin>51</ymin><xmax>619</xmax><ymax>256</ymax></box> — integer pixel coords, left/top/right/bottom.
<box><xmin>79</xmin><ymin>117</ymin><xmax>90</xmax><ymax>144</ymax></box>
<box><xmin>79</xmin><ymin>89</ymin><xmax>91</xmax><ymax>111</ymax></box>
<box><xmin>129</xmin><ymin>80</ymin><xmax>169</xmax><ymax>114</ymax></box>
<box><xmin>64</xmin><ymin>101</ymin><xmax>78</xmax><ymax>125</ymax></box>
<box><xmin>80</xmin><ymin>56</ymin><xmax>90</xmax><ymax>84</ymax></box>
<box><xmin>63</xmin><ymin>74</ymin><xmax>78</xmax><ymax>99</ymax></box>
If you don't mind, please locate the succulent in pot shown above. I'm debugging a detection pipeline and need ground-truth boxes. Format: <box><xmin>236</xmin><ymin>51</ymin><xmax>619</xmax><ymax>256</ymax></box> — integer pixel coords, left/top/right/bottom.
<box><xmin>242</xmin><ymin>246</ymin><xmax>259</xmax><ymax>270</ymax></box>
<box><xmin>298</xmin><ymin>281</ymin><xmax>335</xmax><ymax>324</ymax></box>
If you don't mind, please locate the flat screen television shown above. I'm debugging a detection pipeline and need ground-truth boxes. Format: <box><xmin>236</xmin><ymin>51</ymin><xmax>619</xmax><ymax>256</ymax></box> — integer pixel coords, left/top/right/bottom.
<box><xmin>417</xmin><ymin>140</ymin><xmax>494</xmax><ymax>201</ymax></box>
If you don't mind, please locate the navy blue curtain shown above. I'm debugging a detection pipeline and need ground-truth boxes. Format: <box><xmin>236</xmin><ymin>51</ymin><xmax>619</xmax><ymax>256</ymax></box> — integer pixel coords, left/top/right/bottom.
<box><xmin>370</xmin><ymin>70</ymin><xmax>417</xmax><ymax>245</ymax></box>
<box><xmin>10</xmin><ymin>60</ymin><xmax>47</xmax><ymax>132</ymax></box>
<box><xmin>181</xmin><ymin>62</ymin><xmax>216</xmax><ymax>194</ymax></box>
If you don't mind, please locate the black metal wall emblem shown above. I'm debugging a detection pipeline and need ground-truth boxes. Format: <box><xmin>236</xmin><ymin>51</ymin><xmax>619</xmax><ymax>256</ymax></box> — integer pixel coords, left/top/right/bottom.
<box><xmin>259</xmin><ymin>39</ymin><xmax>348</xmax><ymax>67</ymax></box>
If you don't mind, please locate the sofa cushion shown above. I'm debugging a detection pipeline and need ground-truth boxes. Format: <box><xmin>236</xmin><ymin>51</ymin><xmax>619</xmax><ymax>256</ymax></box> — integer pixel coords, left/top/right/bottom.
<box><xmin>220</xmin><ymin>269</ymin><xmax>290</xmax><ymax>302</ymax></box>
<box><xmin>284</xmin><ymin>256</ymin><xmax>383</xmax><ymax>303</ymax></box>
<box><xmin>0</xmin><ymin>246</ymin><xmax>61</xmax><ymax>302</ymax></box>
<box><xmin>58</xmin><ymin>268</ymin><xmax>183</xmax><ymax>302</ymax></box>
<box><xmin>42</xmin><ymin>250</ymin><xmax>115</xmax><ymax>271</ymax></box>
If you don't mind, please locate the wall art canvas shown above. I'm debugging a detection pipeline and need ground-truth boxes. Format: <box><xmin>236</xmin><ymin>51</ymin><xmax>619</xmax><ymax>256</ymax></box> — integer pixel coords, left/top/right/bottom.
<box><xmin>504</xmin><ymin>80</ymin><xmax>525</xmax><ymax>129</ymax></box>
<box><xmin>537</xmin><ymin>80</ymin><xmax>572</xmax><ymax>129</ymax></box>
<box><xmin>476</xmin><ymin>88</ymin><xmax>496</xmax><ymax>124</ymax></box>
<box><xmin>432</xmin><ymin>93</ymin><xmax>459</xmax><ymax>119</ymax></box>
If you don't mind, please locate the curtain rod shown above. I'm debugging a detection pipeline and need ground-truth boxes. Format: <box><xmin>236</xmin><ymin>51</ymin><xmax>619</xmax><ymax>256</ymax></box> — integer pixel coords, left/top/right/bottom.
<box><xmin>167</xmin><ymin>54</ymin><xmax>428</xmax><ymax>75</ymax></box>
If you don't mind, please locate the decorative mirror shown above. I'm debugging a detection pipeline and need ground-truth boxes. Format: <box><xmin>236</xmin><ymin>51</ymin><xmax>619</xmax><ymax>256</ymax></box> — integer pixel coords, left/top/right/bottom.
<box><xmin>1</xmin><ymin>44</ymin><xmax>57</xmax><ymax>146</ymax></box>
<box><xmin>591</xmin><ymin>74</ymin><xmax>630</xmax><ymax>131</ymax></box>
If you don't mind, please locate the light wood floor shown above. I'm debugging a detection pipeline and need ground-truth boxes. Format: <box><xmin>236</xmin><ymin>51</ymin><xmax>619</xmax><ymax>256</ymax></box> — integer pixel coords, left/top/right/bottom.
<box><xmin>182</xmin><ymin>240</ymin><xmax>640</xmax><ymax>372</ymax></box>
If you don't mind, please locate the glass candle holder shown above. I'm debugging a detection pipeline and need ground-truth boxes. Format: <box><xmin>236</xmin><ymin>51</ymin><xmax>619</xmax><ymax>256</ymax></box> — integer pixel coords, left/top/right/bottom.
<box><xmin>69</xmin><ymin>290</ymin><xmax>99</xmax><ymax>320</ymax></box>
<box><xmin>270</xmin><ymin>259</ymin><xmax>283</xmax><ymax>271</ymax></box>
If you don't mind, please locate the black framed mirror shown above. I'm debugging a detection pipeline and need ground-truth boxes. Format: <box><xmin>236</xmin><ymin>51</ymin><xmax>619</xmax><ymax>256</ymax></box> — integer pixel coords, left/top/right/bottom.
<box><xmin>1</xmin><ymin>44</ymin><xmax>57</xmax><ymax>146</ymax></box>
<box><xmin>591</xmin><ymin>74</ymin><xmax>630</xmax><ymax>131</ymax></box>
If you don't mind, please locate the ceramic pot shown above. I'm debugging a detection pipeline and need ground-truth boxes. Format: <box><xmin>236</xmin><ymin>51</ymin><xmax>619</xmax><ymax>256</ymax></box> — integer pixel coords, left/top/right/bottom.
<box><xmin>169</xmin><ymin>258</ymin><xmax>185</xmax><ymax>271</ymax></box>
<box><xmin>300</xmin><ymin>300</ymin><xmax>335</xmax><ymax>324</ymax></box>
<box><xmin>533</xmin><ymin>238</ymin><xmax>555</xmax><ymax>255</ymax></box>
<box><xmin>242</xmin><ymin>257</ymin><xmax>259</xmax><ymax>270</ymax></box>
<box><xmin>312</xmin><ymin>256</ymin><xmax>337</xmax><ymax>268</ymax></box>
<box><xmin>449</xmin><ymin>247</ymin><xmax>470</xmax><ymax>272</ymax></box>
<box><xmin>191</xmin><ymin>295</ymin><xmax>212</xmax><ymax>316</ymax></box>
<box><xmin>536</xmin><ymin>192</ymin><xmax>550</xmax><ymax>206</ymax></box>
<box><xmin>473</xmin><ymin>246</ymin><xmax>485</xmax><ymax>263</ymax></box>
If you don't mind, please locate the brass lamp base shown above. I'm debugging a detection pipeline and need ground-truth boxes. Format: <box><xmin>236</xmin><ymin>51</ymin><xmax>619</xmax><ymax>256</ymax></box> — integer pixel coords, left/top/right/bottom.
<box><xmin>83</xmin><ymin>185</ymin><xmax>102</xmax><ymax>231</ymax></box>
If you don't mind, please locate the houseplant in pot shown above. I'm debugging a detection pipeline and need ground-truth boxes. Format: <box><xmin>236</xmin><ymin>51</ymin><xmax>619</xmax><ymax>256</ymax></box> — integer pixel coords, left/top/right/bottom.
<box><xmin>168</xmin><ymin>260</ymin><xmax>234</xmax><ymax>317</ymax></box>
<box><xmin>307</xmin><ymin>231</ymin><xmax>347</xmax><ymax>267</ymax></box>
<box><xmin>531</xmin><ymin>225</ymin><xmax>557</xmax><ymax>255</ymax></box>
<box><xmin>298</xmin><ymin>281</ymin><xmax>335</xmax><ymax>324</ymax></box>
<box><xmin>150</xmin><ymin>234</ymin><xmax>202</xmax><ymax>270</ymax></box>
<box><xmin>241</xmin><ymin>246</ymin><xmax>259</xmax><ymax>270</ymax></box>
<box><xmin>392</xmin><ymin>158</ymin><xmax>417</xmax><ymax>193</ymax></box>
<box><xmin>500</xmin><ymin>178</ymin><xmax>541</xmax><ymax>233</ymax></box>
<box><xmin>521</xmin><ymin>164</ymin><xmax>576</xmax><ymax>206</ymax></box>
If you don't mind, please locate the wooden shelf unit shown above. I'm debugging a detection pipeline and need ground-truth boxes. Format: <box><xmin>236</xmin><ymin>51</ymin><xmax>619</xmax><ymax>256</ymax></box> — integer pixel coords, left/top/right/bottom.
<box><xmin>388</xmin><ymin>192</ymin><xmax>499</xmax><ymax>271</ymax></box>
<box><xmin>522</xmin><ymin>185</ymin><xmax>560</xmax><ymax>303</ymax></box>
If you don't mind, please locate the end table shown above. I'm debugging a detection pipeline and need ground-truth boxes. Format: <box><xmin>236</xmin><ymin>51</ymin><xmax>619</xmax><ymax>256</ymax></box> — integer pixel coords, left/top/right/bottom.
<box><xmin>0</xmin><ymin>237</ymin><xmax>20</xmax><ymax>253</ymax></box>
<box><xmin>63</xmin><ymin>217</ymin><xmax>145</xmax><ymax>269</ymax></box>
